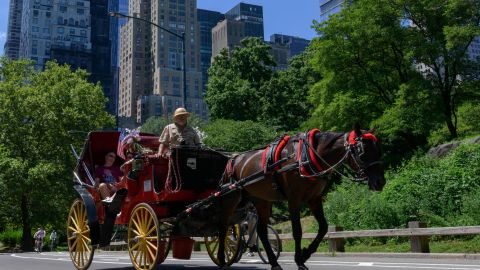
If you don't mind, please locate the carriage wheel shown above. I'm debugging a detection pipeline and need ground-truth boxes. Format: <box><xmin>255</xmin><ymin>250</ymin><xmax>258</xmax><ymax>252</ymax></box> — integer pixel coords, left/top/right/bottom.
<box><xmin>128</xmin><ymin>203</ymin><xmax>167</xmax><ymax>270</ymax></box>
<box><xmin>257</xmin><ymin>225</ymin><xmax>281</xmax><ymax>264</ymax></box>
<box><xmin>67</xmin><ymin>199</ymin><xmax>94</xmax><ymax>270</ymax></box>
<box><xmin>204</xmin><ymin>224</ymin><xmax>242</xmax><ymax>266</ymax></box>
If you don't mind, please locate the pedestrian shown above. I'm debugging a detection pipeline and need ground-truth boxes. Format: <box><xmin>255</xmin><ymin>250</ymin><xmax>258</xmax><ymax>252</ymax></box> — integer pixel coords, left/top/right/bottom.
<box><xmin>49</xmin><ymin>230</ymin><xmax>57</xmax><ymax>251</ymax></box>
<box><xmin>157</xmin><ymin>107</ymin><xmax>201</xmax><ymax>158</ymax></box>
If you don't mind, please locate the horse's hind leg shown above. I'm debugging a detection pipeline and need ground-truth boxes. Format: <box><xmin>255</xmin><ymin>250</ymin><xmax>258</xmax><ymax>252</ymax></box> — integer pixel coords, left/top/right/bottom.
<box><xmin>255</xmin><ymin>201</ymin><xmax>282</xmax><ymax>270</ymax></box>
<box><xmin>289</xmin><ymin>202</ymin><xmax>308</xmax><ymax>270</ymax></box>
<box><xmin>301</xmin><ymin>201</ymin><xmax>328</xmax><ymax>262</ymax></box>
<box><xmin>217</xmin><ymin>229</ymin><xmax>227</xmax><ymax>268</ymax></box>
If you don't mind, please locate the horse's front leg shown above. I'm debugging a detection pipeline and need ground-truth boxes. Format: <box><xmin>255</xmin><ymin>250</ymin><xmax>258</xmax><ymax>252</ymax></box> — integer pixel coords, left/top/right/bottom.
<box><xmin>301</xmin><ymin>201</ymin><xmax>328</xmax><ymax>262</ymax></box>
<box><xmin>289</xmin><ymin>203</ymin><xmax>308</xmax><ymax>270</ymax></box>
<box><xmin>255</xmin><ymin>201</ymin><xmax>282</xmax><ymax>270</ymax></box>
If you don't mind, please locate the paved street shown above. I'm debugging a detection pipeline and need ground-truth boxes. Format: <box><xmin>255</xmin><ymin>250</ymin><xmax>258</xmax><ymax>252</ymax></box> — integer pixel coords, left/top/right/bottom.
<box><xmin>2</xmin><ymin>251</ymin><xmax>480</xmax><ymax>270</ymax></box>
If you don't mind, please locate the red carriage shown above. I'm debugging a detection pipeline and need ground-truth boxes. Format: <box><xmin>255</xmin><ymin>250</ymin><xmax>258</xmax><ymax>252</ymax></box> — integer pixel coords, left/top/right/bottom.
<box><xmin>67</xmin><ymin>131</ymin><xmax>244</xmax><ymax>270</ymax></box>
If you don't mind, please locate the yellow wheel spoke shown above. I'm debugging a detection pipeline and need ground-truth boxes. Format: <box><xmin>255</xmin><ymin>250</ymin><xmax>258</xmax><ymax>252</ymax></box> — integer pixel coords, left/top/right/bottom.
<box><xmin>145</xmin><ymin>236</ymin><xmax>157</xmax><ymax>241</ymax></box>
<box><xmin>146</xmin><ymin>244</ymin><xmax>156</xmax><ymax>262</ymax></box>
<box><xmin>69</xmin><ymin>216</ymin><xmax>79</xmax><ymax>230</ymax></box>
<box><xmin>134</xmin><ymin>248</ymin><xmax>141</xmax><ymax>262</ymax></box>
<box><xmin>132</xmin><ymin>218</ymin><xmax>141</xmax><ymax>234</ymax></box>
<box><xmin>70</xmin><ymin>237</ymin><xmax>79</xmax><ymax>251</ymax></box>
<box><xmin>82</xmin><ymin>240</ymin><xmax>91</xmax><ymax>253</ymax></box>
<box><xmin>145</xmin><ymin>216</ymin><xmax>153</xmax><ymax>232</ymax></box>
<box><xmin>145</xmin><ymin>225</ymin><xmax>156</xmax><ymax>236</ymax></box>
<box><xmin>130</xmin><ymin>241</ymin><xmax>140</xmax><ymax>251</ymax></box>
<box><xmin>146</xmin><ymin>240</ymin><xmax>157</xmax><ymax>250</ymax></box>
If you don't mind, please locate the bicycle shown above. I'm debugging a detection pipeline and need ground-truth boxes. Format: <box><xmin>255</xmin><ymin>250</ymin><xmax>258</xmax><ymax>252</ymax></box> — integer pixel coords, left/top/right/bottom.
<box><xmin>235</xmin><ymin>208</ymin><xmax>281</xmax><ymax>264</ymax></box>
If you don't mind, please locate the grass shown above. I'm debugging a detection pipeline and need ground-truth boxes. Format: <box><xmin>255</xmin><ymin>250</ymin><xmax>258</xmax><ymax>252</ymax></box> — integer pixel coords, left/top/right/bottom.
<box><xmin>279</xmin><ymin>237</ymin><xmax>480</xmax><ymax>253</ymax></box>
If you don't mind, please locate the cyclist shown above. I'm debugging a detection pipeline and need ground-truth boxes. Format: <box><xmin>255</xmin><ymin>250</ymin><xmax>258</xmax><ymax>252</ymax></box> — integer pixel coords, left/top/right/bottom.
<box><xmin>34</xmin><ymin>227</ymin><xmax>46</xmax><ymax>252</ymax></box>
<box><xmin>244</xmin><ymin>205</ymin><xmax>258</xmax><ymax>256</ymax></box>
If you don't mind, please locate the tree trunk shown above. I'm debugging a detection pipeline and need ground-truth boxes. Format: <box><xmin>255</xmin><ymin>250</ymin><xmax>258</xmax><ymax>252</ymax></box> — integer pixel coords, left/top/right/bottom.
<box><xmin>442</xmin><ymin>92</ymin><xmax>458</xmax><ymax>139</ymax></box>
<box><xmin>20</xmin><ymin>194</ymin><xmax>33</xmax><ymax>251</ymax></box>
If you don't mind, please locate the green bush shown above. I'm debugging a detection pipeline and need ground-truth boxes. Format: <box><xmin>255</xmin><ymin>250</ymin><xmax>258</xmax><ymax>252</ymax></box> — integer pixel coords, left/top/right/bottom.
<box><xmin>324</xmin><ymin>181</ymin><xmax>398</xmax><ymax>231</ymax></box>
<box><xmin>203</xmin><ymin>119</ymin><xmax>278</xmax><ymax>152</ymax></box>
<box><xmin>323</xmin><ymin>141</ymin><xmax>480</xmax><ymax>231</ymax></box>
<box><xmin>383</xmin><ymin>143</ymin><xmax>480</xmax><ymax>227</ymax></box>
<box><xmin>0</xmin><ymin>230</ymin><xmax>22</xmax><ymax>248</ymax></box>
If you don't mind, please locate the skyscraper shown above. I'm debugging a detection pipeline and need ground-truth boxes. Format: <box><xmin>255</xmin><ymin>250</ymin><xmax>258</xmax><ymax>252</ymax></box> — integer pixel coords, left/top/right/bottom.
<box><xmin>197</xmin><ymin>9</ymin><xmax>223</xmax><ymax>92</ymax></box>
<box><xmin>118</xmin><ymin>0</ymin><xmax>152</xmax><ymax>120</ymax></box>
<box><xmin>211</xmin><ymin>3</ymin><xmax>264</xmax><ymax>60</ymax></box>
<box><xmin>225</xmin><ymin>3</ymin><xmax>263</xmax><ymax>38</ymax></box>
<box><xmin>91</xmin><ymin>0</ymin><xmax>115</xmax><ymax>114</ymax></box>
<box><xmin>118</xmin><ymin>0</ymin><xmax>207</xmax><ymax>125</ymax></box>
<box><xmin>109</xmin><ymin>0</ymin><xmax>129</xmax><ymax>116</ymax></box>
<box><xmin>20</xmin><ymin>0</ymin><xmax>93</xmax><ymax>71</ymax></box>
<box><xmin>16</xmin><ymin>0</ymin><xmax>115</xmax><ymax>114</ymax></box>
<box><xmin>4</xmin><ymin>0</ymin><xmax>23</xmax><ymax>59</ymax></box>
<box><xmin>319</xmin><ymin>0</ymin><xmax>351</xmax><ymax>23</ymax></box>
<box><xmin>270</xmin><ymin>34</ymin><xmax>310</xmax><ymax>57</ymax></box>
<box><xmin>150</xmin><ymin>0</ymin><xmax>205</xmax><ymax>119</ymax></box>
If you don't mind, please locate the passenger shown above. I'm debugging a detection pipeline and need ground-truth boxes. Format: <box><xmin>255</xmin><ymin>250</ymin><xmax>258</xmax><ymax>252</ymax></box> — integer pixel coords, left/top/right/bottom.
<box><xmin>94</xmin><ymin>151</ymin><xmax>122</xmax><ymax>202</ymax></box>
<box><xmin>157</xmin><ymin>107</ymin><xmax>201</xmax><ymax>158</ymax></box>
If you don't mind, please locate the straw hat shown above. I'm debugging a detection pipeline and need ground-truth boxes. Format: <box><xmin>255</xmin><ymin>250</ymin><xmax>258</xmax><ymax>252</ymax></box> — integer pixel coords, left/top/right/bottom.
<box><xmin>173</xmin><ymin>107</ymin><xmax>190</xmax><ymax>119</ymax></box>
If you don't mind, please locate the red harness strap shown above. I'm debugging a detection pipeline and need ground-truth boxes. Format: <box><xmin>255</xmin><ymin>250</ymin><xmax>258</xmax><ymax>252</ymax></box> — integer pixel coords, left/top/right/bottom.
<box><xmin>262</xmin><ymin>135</ymin><xmax>291</xmax><ymax>171</ymax></box>
<box><xmin>297</xmin><ymin>128</ymin><xmax>323</xmax><ymax>179</ymax></box>
<box><xmin>348</xmin><ymin>131</ymin><xmax>378</xmax><ymax>145</ymax></box>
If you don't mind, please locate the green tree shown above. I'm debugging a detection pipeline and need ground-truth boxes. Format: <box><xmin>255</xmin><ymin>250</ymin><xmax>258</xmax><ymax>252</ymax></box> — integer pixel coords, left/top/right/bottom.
<box><xmin>203</xmin><ymin>119</ymin><xmax>277</xmax><ymax>152</ymax></box>
<box><xmin>0</xmin><ymin>58</ymin><xmax>114</xmax><ymax>250</ymax></box>
<box><xmin>140</xmin><ymin>114</ymin><xmax>206</xmax><ymax>136</ymax></box>
<box><xmin>261</xmin><ymin>51</ymin><xmax>320</xmax><ymax>131</ymax></box>
<box><xmin>308</xmin><ymin>0</ymin><xmax>480</xmax><ymax>164</ymax></box>
<box><xmin>205</xmin><ymin>37</ymin><xmax>276</xmax><ymax>121</ymax></box>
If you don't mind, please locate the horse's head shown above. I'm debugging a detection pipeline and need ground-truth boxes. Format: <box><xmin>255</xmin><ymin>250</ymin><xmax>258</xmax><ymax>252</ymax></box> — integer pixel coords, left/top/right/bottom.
<box><xmin>347</xmin><ymin>125</ymin><xmax>386</xmax><ymax>191</ymax></box>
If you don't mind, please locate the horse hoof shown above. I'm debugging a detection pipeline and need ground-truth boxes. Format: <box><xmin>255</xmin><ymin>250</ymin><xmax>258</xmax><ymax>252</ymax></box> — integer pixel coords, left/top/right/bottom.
<box><xmin>298</xmin><ymin>265</ymin><xmax>309</xmax><ymax>270</ymax></box>
<box><xmin>272</xmin><ymin>266</ymin><xmax>283</xmax><ymax>270</ymax></box>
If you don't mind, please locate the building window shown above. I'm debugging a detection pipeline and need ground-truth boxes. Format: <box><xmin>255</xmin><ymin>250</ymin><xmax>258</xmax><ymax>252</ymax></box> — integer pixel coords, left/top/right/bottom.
<box><xmin>77</xmin><ymin>9</ymin><xmax>84</xmax><ymax>14</ymax></box>
<box><xmin>59</xmin><ymin>6</ymin><xmax>67</xmax><ymax>12</ymax></box>
<box><xmin>80</xmin><ymin>30</ymin><xmax>86</xmax><ymax>36</ymax></box>
<box><xmin>33</xmin><ymin>10</ymin><xmax>39</xmax><ymax>17</ymax></box>
<box><xmin>70</xmin><ymin>28</ymin><xmax>75</xmax><ymax>35</ymax></box>
<box><xmin>31</xmin><ymin>48</ymin><xmax>37</xmax><ymax>55</ymax></box>
<box><xmin>32</xmin><ymin>26</ymin><xmax>39</xmax><ymax>32</ymax></box>
<box><xmin>57</xmin><ymin>27</ymin><xmax>64</xmax><ymax>34</ymax></box>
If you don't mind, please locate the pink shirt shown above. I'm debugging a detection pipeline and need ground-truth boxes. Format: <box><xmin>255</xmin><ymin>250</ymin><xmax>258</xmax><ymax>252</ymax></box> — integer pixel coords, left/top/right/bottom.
<box><xmin>94</xmin><ymin>165</ymin><xmax>122</xmax><ymax>185</ymax></box>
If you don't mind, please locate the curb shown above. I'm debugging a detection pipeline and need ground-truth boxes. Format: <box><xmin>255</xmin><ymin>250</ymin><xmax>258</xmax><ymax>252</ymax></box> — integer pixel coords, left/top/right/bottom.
<box><xmin>281</xmin><ymin>252</ymin><xmax>480</xmax><ymax>260</ymax></box>
<box><xmin>188</xmin><ymin>251</ymin><xmax>480</xmax><ymax>260</ymax></box>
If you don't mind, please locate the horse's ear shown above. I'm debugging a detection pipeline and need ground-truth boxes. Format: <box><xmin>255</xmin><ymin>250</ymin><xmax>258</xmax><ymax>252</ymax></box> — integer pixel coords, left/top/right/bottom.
<box><xmin>353</xmin><ymin>122</ymin><xmax>362</xmax><ymax>136</ymax></box>
<box><xmin>367</xmin><ymin>127</ymin><xmax>377</xmax><ymax>134</ymax></box>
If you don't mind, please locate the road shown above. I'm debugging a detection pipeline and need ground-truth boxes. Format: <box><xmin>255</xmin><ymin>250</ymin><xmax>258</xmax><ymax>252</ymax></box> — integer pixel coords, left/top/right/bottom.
<box><xmin>2</xmin><ymin>251</ymin><xmax>480</xmax><ymax>270</ymax></box>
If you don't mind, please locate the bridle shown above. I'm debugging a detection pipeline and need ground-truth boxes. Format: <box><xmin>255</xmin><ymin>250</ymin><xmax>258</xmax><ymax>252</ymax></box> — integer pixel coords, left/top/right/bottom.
<box><xmin>343</xmin><ymin>132</ymin><xmax>383</xmax><ymax>183</ymax></box>
<box><xmin>297</xmin><ymin>131</ymin><xmax>382</xmax><ymax>183</ymax></box>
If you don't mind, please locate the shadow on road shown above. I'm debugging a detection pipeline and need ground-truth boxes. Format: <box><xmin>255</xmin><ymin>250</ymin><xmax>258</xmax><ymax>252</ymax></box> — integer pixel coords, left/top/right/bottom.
<box><xmin>95</xmin><ymin>266</ymin><xmax>264</xmax><ymax>270</ymax></box>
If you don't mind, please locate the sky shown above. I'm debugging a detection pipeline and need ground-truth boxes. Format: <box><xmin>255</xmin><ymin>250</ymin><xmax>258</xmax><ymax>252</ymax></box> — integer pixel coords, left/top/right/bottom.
<box><xmin>0</xmin><ymin>0</ymin><xmax>320</xmax><ymax>56</ymax></box>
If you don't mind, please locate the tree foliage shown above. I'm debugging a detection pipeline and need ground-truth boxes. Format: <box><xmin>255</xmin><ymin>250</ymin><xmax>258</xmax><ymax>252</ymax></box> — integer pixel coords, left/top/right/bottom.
<box><xmin>0</xmin><ymin>58</ymin><xmax>114</xmax><ymax>250</ymax></box>
<box><xmin>206</xmin><ymin>37</ymin><xmax>275</xmax><ymax>121</ymax></box>
<box><xmin>306</xmin><ymin>0</ymin><xmax>480</xmax><ymax>164</ymax></box>
<box><xmin>202</xmin><ymin>119</ymin><xmax>278</xmax><ymax>152</ymax></box>
<box><xmin>140</xmin><ymin>114</ymin><xmax>206</xmax><ymax>136</ymax></box>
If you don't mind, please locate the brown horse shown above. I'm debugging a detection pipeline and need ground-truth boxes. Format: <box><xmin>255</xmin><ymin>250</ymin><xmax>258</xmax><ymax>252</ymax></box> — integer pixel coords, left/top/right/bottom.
<box><xmin>216</xmin><ymin>125</ymin><xmax>386</xmax><ymax>270</ymax></box>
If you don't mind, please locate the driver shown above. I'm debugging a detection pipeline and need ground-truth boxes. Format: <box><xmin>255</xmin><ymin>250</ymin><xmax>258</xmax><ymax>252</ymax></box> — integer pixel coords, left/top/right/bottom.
<box><xmin>157</xmin><ymin>107</ymin><xmax>200</xmax><ymax>157</ymax></box>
